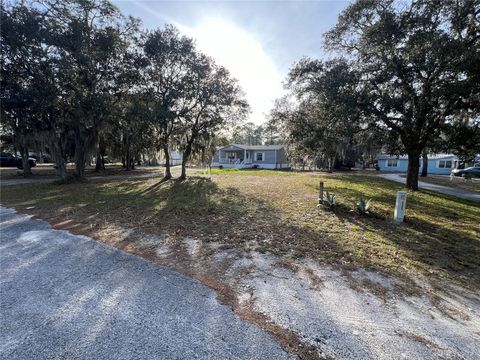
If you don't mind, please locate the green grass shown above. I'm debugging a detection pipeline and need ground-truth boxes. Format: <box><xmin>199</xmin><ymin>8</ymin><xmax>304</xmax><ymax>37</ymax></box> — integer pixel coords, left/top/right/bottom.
<box><xmin>200</xmin><ymin>167</ymin><xmax>241</xmax><ymax>175</ymax></box>
<box><xmin>1</xmin><ymin>170</ymin><xmax>479</xmax><ymax>290</ymax></box>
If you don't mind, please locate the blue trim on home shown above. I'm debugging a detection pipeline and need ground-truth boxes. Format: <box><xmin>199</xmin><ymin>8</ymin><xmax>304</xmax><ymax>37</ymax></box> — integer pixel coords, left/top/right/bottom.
<box><xmin>377</xmin><ymin>157</ymin><xmax>455</xmax><ymax>174</ymax></box>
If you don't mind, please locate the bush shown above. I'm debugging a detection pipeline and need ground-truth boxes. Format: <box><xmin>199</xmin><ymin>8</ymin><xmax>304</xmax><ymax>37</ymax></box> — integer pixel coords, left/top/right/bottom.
<box><xmin>324</xmin><ymin>191</ymin><xmax>336</xmax><ymax>209</ymax></box>
<box><xmin>356</xmin><ymin>196</ymin><xmax>372</xmax><ymax>214</ymax></box>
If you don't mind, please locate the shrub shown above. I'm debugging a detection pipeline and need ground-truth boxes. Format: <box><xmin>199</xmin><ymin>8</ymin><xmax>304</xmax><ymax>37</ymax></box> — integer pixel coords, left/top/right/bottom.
<box><xmin>324</xmin><ymin>191</ymin><xmax>336</xmax><ymax>209</ymax></box>
<box><xmin>356</xmin><ymin>196</ymin><xmax>372</xmax><ymax>214</ymax></box>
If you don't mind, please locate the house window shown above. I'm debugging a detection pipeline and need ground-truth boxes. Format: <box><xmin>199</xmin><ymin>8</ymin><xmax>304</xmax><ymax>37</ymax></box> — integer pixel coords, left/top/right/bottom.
<box><xmin>387</xmin><ymin>159</ymin><xmax>398</xmax><ymax>167</ymax></box>
<box><xmin>255</xmin><ymin>152</ymin><xmax>264</xmax><ymax>161</ymax></box>
<box><xmin>438</xmin><ymin>160</ymin><xmax>452</xmax><ymax>168</ymax></box>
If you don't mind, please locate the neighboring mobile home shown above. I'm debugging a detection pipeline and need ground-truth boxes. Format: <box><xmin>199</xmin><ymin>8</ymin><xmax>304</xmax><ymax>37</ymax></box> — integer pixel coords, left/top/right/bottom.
<box><xmin>142</xmin><ymin>150</ymin><xmax>183</xmax><ymax>166</ymax></box>
<box><xmin>376</xmin><ymin>153</ymin><xmax>460</xmax><ymax>175</ymax></box>
<box><xmin>212</xmin><ymin>144</ymin><xmax>290</xmax><ymax>169</ymax></box>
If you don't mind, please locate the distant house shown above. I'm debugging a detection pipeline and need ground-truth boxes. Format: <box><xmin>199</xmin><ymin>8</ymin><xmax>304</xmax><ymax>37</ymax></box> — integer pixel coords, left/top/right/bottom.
<box><xmin>169</xmin><ymin>150</ymin><xmax>183</xmax><ymax>166</ymax></box>
<box><xmin>142</xmin><ymin>150</ymin><xmax>182</xmax><ymax>166</ymax></box>
<box><xmin>376</xmin><ymin>153</ymin><xmax>460</xmax><ymax>175</ymax></box>
<box><xmin>212</xmin><ymin>144</ymin><xmax>290</xmax><ymax>169</ymax></box>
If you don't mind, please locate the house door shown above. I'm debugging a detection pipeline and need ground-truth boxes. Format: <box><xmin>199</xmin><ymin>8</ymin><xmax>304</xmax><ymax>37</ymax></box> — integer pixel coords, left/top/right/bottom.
<box><xmin>225</xmin><ymin>152</ymin><xmax>236</xmax><ymax>160</ymax></box>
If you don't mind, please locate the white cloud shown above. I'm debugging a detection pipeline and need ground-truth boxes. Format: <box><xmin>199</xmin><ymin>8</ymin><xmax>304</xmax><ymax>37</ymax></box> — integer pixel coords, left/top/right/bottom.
<box><xmin>178</xmin><ymin>18</ymin><xmax>284</xmax><ymax>125</ymax></box>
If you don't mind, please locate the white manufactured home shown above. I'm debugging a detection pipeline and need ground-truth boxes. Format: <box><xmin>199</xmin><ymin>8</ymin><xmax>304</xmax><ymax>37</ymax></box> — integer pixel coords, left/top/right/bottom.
<box><xmin>212</xmin><ymin>144</ymin><xmax>290</xmax><ymax>169</ymax></box>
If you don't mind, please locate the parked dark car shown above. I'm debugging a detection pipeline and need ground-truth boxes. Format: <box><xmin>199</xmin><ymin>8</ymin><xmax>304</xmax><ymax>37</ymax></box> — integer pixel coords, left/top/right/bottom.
<box><xmin>451</xmin><ymin>166</ymin><xmax>480</xmax><ymax>178</ymax></box>
<box><xmin>0</xmin><ymin>152</ymin><xmax>17</xmax><ymax>167</ymax></box>
<box><xmin>31</xmin><ymin>153</ymin><xmax>52</xmax><ymax>163</ymax></box>
<box><xmin>0</xmin><ymin>152</ymin><xmax>37</xmax><ymax>169</ymax></box>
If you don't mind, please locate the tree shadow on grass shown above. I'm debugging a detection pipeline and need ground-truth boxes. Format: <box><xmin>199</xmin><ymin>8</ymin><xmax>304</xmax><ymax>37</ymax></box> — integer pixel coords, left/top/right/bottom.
<box><xmin>330</xmin><ymin>199</ymin><xmax>480</xmax><ymax>290</ymax></box>
<box><xmin>3</xmin><ymin>174</ymin><xmax>479</xmax><ymax>292</ymax></box>
<box><xmin>306</xmin><ymin>176</ymin><xmax>480</xmax><ymax>289</ymax></box>
<box><xmin>138</xmin><ymin>176</ymin><xmax>172</xmax><ymax>194</ymax></box>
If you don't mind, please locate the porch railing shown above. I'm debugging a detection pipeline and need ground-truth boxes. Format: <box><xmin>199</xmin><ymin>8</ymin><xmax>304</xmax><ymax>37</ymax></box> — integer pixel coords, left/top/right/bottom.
<box><xmin>220</xmin><ymin>158</ymin><xmax>254</xmax><ymax>164</ymax></box>
<box><xmin>220</xmin><ymin>158</ymin><xmax>241</xmax><ymax>164</ymax></box>
<box><xmin>219</xmin><ymin>159</ymin><xmax>254</xmax><ymax>167</ymax></box>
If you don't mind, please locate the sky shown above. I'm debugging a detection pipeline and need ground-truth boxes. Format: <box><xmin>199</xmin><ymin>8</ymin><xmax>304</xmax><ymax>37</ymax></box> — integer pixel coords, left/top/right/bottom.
<box><xmin>112</xmin><ymin>0</ymin><xmax>350</xmax><ymax>124</ymax></box>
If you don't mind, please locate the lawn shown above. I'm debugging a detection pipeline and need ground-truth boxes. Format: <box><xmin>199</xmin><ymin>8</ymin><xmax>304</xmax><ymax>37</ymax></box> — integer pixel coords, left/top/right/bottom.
<box><xmin>0</xmin><ymin>163</ymin><xmax>163</xmax><ymax>179</ymax></box>
<box><xmin>1</xmin><ymin>169</ymin><xmax>479</xmax><ymax>291</ymax></box>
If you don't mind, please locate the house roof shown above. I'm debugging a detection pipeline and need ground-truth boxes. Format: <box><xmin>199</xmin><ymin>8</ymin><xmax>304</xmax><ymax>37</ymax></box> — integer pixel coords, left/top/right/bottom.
<box><xmin>222</xmin><ymin>144</ymin><xmax>284</xmax><ymax>151</ymax></box>
<box><xmin>376</xmin><ymin>153</ymin><xmax>456</xmax><ymax>160</ymax></box>
<box><xmin>232</xmin><ymin>144</ymin><xmax>283</xmax><ymax>150</ymax></box>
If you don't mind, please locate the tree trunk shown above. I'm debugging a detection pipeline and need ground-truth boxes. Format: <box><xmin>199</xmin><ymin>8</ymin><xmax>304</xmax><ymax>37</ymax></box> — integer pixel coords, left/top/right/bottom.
<box><xmin>406</xmin><ymin>150</ymin><xmax>421</xmax><ymax>190</ymax></box>
<box><xmin>180</xmin><ymin>145</ymin><xmax>192</xmax><ymax>180</ymax></box>
<box><xmin>95</xmin><ymin>153</ymin><xmax>102</xmax><ymax>172</ymax></box>
<box><xmin>49</xmin><ymin>136</ymin><xmax>69</xmax><ymax>182</ymax></box>
<box><xmin>74</xmin><ymin>129</ymin><xmax>86</xmax><ymax>178</ymax></box>
<box><xmin>55</xmin><ymin>160</ymin><xmax>68</xmax><ymax>182</ymax></box>
<box><xmin>124</xmin><ymin>136</ymin><xmax>131</xmax><ymax>171</ymax></box>
<box><xmin>420</xmin><ymin>152</ymin><xmax>428</xmax><ymax>177</ymax></box>
<box><xmin>163</xmin><ymin>144</ymin><xmax>172</xmax><ymax>180</ymax></box>
<box><xmin>180</xmin><ymin>154</ymin><xmax>187</xmax><ymax>180</ymax></box>
<box><xmin>125</xmin><ymin>153</ymin><xmax>131</xmax><ymax>171</ymax></box>
<box><xmin>327</xmin><ymin>156</ymin><xmax>334</xmax><ymax>173</ymax></box>
<box><xmin>51</xmin><ymin>150</ymin><xmax>68</xmax><ymax>182</ymax></box>
<box><xmin>19</xmin><ymin>145</ymin><xmax>32</xmax><ymax>177</ymax></box>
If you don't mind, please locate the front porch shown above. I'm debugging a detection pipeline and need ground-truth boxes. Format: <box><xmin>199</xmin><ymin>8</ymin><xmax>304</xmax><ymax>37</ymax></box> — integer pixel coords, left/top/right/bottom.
<box><xmin>215</xmin><ymin>148</ymin><xmax>253</xmax><ymax>168</ymax></box>
<box><xmin>213</xmin><ymin>162</ymin><xmax>255</xmax><ymax>169</ymax></box>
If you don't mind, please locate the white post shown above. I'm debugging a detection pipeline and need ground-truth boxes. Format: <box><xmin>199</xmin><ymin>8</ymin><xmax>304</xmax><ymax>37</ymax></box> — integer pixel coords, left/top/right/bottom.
<box><xmin>394</xmin><ymin>191</ymin><xmax>407</xmax><ymax>222</ymax></box>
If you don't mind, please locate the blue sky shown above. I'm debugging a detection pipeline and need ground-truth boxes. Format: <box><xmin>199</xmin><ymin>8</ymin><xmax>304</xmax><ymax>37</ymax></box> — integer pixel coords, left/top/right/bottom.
<box><xmin>112</xmin><ymin>1</ymin><xmax>350</xmax><ymax>124</ymax></box>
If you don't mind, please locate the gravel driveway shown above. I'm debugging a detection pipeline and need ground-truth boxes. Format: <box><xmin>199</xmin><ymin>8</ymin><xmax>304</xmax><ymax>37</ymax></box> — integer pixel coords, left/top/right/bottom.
<box><xmin>377</xmin><ymin>173</ymin><xmax>480</xmax><ymax>202</ymax></box>
<box><xmin>0</xmin><ymin>207</ymin><xmax>291</xmax><ymax>360</ymax></box>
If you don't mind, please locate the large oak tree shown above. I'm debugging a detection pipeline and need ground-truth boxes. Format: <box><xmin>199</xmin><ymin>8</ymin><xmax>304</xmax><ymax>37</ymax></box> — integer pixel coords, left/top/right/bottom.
<box><xmin>324</xmin><ymin>0</ymin><xmax>480</xmax><ymax>189</ymax></box>
<box><xmin>143</xmin><ymin>26</ymin><xmax>198</xmax><ymax>180</ymax></box>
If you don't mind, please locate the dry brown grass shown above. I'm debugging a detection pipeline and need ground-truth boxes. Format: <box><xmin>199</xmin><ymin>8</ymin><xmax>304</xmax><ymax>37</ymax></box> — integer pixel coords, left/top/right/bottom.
<box><xmin>1</xmin><ymin>169</ymin><xmax>479</xmax><ymax>291</ymax></box>
<box><xmin>0</xmin><ymin>163</ymin><xmax>163</xmax><ymax>179</ymax></box>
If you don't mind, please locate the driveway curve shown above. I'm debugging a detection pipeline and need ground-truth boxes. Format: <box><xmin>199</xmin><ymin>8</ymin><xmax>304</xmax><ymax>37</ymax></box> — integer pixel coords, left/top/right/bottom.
<box><xmin>0</xmin><ymin>207</ymin><xmax>291</xmax><ymax>360</ymax></box>
<box><xmin>378</xmin><ymin>173</ymin><xmax>480</xmax><ymax>203</ymax></box>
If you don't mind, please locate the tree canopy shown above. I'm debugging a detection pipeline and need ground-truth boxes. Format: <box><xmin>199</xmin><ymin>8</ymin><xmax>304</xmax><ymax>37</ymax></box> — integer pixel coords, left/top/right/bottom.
<box><xmin>272</xmin><ymin>0</ymin><xmax>480</xmax><ymax>188</ymax></box>
<box><xmin>1</xmin><ymin>0</ymin><xmax>248</xmax><ymax>181</ymax></box>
